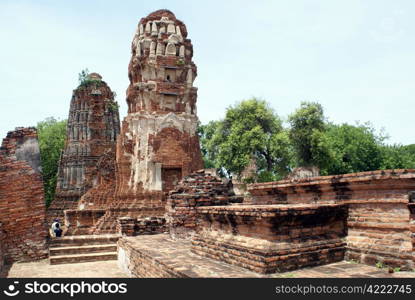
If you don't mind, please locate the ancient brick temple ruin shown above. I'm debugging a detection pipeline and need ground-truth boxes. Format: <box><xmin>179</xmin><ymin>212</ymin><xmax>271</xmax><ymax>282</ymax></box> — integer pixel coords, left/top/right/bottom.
<box><xmin>116</xmin><ymin>8</ymin><xmax>203</xmax><ymax>206</ymax></box>
<box><xmin>47</xmin><ymin>73</ymin><xmax>120</xmax><ymax>224</ymax></box>
<box><xmin>2</xmin><ymin>9</ymin><xmax>414</xmax><ymax>278</ymax></box>
<box><xmin>46</xmin><ymin>9</ymin><xmax>413</xmax><ymax>276</ymax></box>
<box><xmin>64</xmin><ymin>10</ymin><xmax>204</xmax><ymax>235</ymax></box>
<box><xmin>0</xmin><ymin>128</ymin><xmax>48</xmax><ymax>267</ymax></box>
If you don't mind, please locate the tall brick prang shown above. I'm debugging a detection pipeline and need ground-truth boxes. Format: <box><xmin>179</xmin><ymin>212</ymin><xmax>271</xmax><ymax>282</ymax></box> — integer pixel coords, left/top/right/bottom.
<box><xmin>88</xmin><ymin>10</ymin><xmax>204</xmax><ymax>234</ymax></box>
<box><xmin>118</xmin><ymin>9</ymin><xmax>203</xmax><ymax>197</ymax></box>
<box><xmin>48</xmin><ymin>73</ymin><xmax>120</xmax><ymax>224</ymax></box>
<box><xmin>0</xmin><ymin>127</ymin><xmax>48</xmax><ymax>264</ymax></box>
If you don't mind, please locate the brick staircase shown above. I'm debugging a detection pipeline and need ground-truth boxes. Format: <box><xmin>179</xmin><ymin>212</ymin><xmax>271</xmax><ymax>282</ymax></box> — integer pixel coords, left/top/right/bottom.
<box><xmin>91</xmin><ymin>207</ymin><xmax>165</xmax><ymax>234</ymax></box>
<box><xmin>49</xmin><ymin>234</ymin><xmax>119</xmax><ymax>265</ymax></box>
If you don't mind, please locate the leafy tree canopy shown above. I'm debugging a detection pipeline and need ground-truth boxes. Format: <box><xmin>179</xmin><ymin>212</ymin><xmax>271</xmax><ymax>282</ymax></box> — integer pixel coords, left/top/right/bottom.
<box><xmin>288</xmin><ymin>102</ymin><xmax>326</xmax><ymax>168</ymax></box>
<box><xmin>199</xmin><ymin>99</ymin><xmax>414</xmax><ymax>181</ymax></box>
<box><xmin>199</xmin><ymin>98</ymin><xmax>291</xmax><ymax>181</ymax></box>
<box><xmin>37</xmin><ymin>117</ymin><xmax>67</xmax><ymax>206</ymax></box>
<box><xmin>318</xmin><ymin>123</ymin><xmax>384</xmax><ymax>175</ymax></box>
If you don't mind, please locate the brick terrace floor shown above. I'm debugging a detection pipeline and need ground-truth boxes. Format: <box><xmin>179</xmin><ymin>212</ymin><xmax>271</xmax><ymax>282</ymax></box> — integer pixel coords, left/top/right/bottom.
<box><xmin>1</xmin><ymin>242</ymin><xmax>414</xmax><ymax>278</ymax></box>
<box><xmin>120</xmin><ymin>235</ymin><xmax>415</xmax><ymax>278</ymax></box>
<box><xmin>2</xmin><ymin>260</ymin><xmax>128</xmax><ymax>278</ymax></box>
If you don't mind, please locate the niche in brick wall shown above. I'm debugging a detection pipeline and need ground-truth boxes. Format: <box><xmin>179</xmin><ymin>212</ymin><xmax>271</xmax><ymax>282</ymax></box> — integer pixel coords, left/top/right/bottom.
<box><xmin>162</xmin><ymin>167</ymin><xmax>182</xmax><ymax>192</ymax></box>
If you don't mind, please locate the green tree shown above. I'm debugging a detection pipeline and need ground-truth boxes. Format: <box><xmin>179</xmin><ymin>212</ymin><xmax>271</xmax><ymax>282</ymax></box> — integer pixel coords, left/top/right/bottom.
<box><xmin>37</xmin><ymin>117</ymin><xmax>67</xmax><ymax>206</ymax></box>
<box><xmin>379</xmin><ymin>144</ymin><xmax>415</xmax><ymax>170</ymax></box>
<box><xmin>202</xmin><ymin>98</ymin><xmax>291</xmax><ymax>181</ymax></box>
<box><xmin>198</xmin><ymin>120</ymin><xmax>220</xmax><ymax>169</ymax></box>
<box><xmin>321</xmin><ymin>123</ymin><xmax>384</xmax><ymax>175</ymax></box>
<box><xmin>403</xmin><ymin>144</ymin><xmax>415</xmax><ymax>157</ymax></box>
<box><xmin>288</xmin><ymin>102</ymin><xmax>327</xmax><ymax>168</ymax></box>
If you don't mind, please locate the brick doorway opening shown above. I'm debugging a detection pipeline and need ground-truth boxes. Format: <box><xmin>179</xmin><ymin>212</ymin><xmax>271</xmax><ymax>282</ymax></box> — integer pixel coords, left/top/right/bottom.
<box><xmin>162</xmin><ymin>167</ymin><xmax>182</xmax><ymax>193</ymax></box>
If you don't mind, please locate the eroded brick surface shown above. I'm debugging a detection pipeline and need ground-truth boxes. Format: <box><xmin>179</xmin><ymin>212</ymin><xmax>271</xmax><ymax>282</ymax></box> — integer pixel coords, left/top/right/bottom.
<box><xmin>0</xmin><ymin>128</ymin><xmax>48</xmax><ymax>264</ymax></box>
<box><xmin>166</xmin><ymin>169</ymin><xmax>241</xmax><ymax>239</ymax></box>
<box><xmin>248</xmin><ymin>170</ymin><xmax>415</xmax><ymax>270</ymax></box>
<box><xmin>117</xmin><ymin>235</ymin><xmax>415</xmax><ymax>278</ymax></box>
<box><xmin>48</xmin><ymin>73</ymin><xmax>120</xmax><ymax>224</ymax></box>
<box><xmin>88</xmin><ymin>10</ymin><xmax>204</xmax><ymax>234</ymax></box>
<box><xmin>192</xmin><ymin>204</ymin><xmax>347</xmax><ymax>273</ymax></box>
<box><xmin>0</xmin><ymin>223</ymin><xmax>5</xmax><ymax>271</ymax></box>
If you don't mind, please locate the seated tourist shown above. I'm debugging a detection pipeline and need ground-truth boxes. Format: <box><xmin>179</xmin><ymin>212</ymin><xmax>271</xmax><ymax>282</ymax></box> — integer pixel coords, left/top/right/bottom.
<box><xmin>50</xmin><ymin>219</ymin><xmax>62</xmax><ymax>238</ymax></box>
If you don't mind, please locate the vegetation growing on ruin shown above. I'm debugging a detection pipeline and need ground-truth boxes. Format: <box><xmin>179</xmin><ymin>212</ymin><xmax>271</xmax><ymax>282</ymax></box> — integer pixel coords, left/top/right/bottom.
<box><xmin>37</xmin><ymin>117</ymin><xmax>67</xmax><ymax>206</ymax></box>
<box><xmin>106</xmin><ymin>99</ymin><xmax>120</xmax><ymax>112</ymax></box>
<box><xmin>78</xmin><ymin>68</ymin><xmax>103</xmax><ymax>88</ymax></box>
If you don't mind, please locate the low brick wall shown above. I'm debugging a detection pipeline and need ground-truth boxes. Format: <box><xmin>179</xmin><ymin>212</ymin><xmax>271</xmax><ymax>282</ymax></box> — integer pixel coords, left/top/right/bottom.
<box><xmin>191</xmin><ymin>204</ymin><xmax>347</xmax><ymax>273</ymax></box>
<box><xmin>117</xmin><ymin>236</ymin><xmax>185</xmax><ymax>278</ymax></box>
<box><xmin>166</xmin><ymin>170</ymin><xmax>241</xmax><ymax>239</ymax></box>
<box><xmin>64</xmin><ymin>209</ymin><xmax>106</xmax><ymax>235</ymax></box>
<box><xmin>117</xmin><ymin>217</ymin><xmax>167</xmax><ymax>237</ymax></box>
<box><xmin>248</xmin><ymin>170</ymin><xmax>415</xmax><ymax>270</ymax></box>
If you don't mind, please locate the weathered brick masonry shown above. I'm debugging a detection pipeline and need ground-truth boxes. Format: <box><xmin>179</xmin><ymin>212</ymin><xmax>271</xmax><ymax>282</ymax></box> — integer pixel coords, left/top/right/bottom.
<box><xmin>48</xmin><ymin>73</ymin><xmax>120</xmax><ymax>225</ymax></box>
<box><xmin>166</xmin><ymin>169</ymin><xmax>242</xmax><ymax>239</ymax></box>
<box><xmin>119</xmin><ymin>169</ymin><xmax>415</xmax><ymax>276</ymax></box>
<box><xmin>0</xmin><ymin>222</ymin><xmax>5</xmax><ymax>271</ymax></box>
<box><xmin>117</xmin><ymin>216</ymin><xmax>167</xmax><ymax>237</ymax></box>
<box><xmin>88</xmin><ymin>9</ymin><xmax>204</xmax><ymax>234</ymax></box>
<box><xmin>64</xmin><ymin>148</ymin><xmax>116</xmax><ymax>235</ymax></box>
<box><xmin>248</xmin><ymin>170</ymin><xmax>415</xmax><ymax>270</ymax></box>
<box><xmin>0</xmin><ymin>128</ymin><xmax>47</xmax><ymax>263</ymax></box>
<box><xmin>191</xmin><ymin>204</ymin><xmax>347</xmax><ymax>274</ymax></box>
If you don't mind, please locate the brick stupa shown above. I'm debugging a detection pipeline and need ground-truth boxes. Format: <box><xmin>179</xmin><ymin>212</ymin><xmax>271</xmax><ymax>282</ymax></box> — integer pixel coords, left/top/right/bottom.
<box><xmin>86</xmin><ymin>10</ymin><xmax>204</xmax><ymax>234</ymax></box>
<box><xmin>47</xmin><ymin>73</ymin><xmax>120</xmax><ymax>224</ymax></box>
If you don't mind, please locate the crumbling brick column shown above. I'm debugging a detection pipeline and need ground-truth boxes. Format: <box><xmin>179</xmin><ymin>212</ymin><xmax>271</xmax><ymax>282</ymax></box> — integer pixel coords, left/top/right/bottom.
<box><xmin>0</xmin><ymin>127</ymin><xmax>48</xmax><ymax>263</ymax></box>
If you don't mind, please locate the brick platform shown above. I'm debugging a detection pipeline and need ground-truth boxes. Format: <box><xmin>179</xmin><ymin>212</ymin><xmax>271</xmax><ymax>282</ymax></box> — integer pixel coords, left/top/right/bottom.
<box><xmin>117</xmin><ymin>234</ymin><xmax>264</xmax><ymax>277</ymax></box>
<box><xmin>191</xmin><ymin>204</ymin><xmax>347</xmax><ymax>273</ymax></box>
<box><xmin>117</xmin><ymin>235</ymin><xmax>415</xmax><ymax>278</ymax></box>
<box><xmin>248</xmin><ymin>170</ymin><xmax>415</xmax><ymax>270</ymax></box>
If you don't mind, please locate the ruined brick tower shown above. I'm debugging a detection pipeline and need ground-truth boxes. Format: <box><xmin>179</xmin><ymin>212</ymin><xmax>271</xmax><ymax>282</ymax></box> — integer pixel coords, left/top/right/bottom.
<box><xmin>48</xmin><ymin>73</ymin><xmax>120</xmax><ymax>223</ymax></box>
<box><xmin>89</xmin><ymin>10</ymin><xmax>203</xmax><ymax>233</ymax></box>
<box><xmin>117</xmin><ymin>9</ymin><xmax>203</xmax><ymax>198</ymax></box>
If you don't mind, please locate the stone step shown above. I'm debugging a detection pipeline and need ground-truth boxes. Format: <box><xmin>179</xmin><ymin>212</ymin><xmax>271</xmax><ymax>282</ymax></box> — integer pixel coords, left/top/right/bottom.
<box><xmin>49</xmin><ymin>252</ymin><xmax>117</xmax><ymax>265</ymax></box>
<box><xmin>49</xmin><ymin>244</ymin><xmax>117</xmax><ymax>256</ymax></box>
<box><xmin>50</xmin><ymin>234</ymin><xmax>119</xmax><ymax>247</ymax></box>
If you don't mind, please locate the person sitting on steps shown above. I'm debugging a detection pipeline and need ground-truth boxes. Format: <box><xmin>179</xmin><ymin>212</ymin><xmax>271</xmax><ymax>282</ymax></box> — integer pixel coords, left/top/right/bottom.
<box><xmin>50</xmin><ymin>219</ymin><xmax>62</xmax><ymax>238</ymax></box>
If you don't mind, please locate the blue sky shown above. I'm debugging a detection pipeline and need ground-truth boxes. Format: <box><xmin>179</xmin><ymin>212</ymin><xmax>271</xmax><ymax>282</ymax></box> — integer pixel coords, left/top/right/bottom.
<box><xmin>0</xmin><ymin>0</ymin><xmax>414</xmax><ymax>145</ymax></box>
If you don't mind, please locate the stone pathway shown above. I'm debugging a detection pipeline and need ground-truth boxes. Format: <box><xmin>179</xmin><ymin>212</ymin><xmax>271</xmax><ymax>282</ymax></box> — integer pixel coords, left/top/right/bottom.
<box><xmin>1</xmin><ymin>256</ymin><xmax>414</xmax><ymax>278</ymax></box>
<box><xmin>3</xmin><ymin>260</ymin><xmax>128</xmax><ymax>278</ymax></box>
<box><xmin>273</xmin><ymin>261</ymin><xmax>415</xmax><ymax>278</ymax></box>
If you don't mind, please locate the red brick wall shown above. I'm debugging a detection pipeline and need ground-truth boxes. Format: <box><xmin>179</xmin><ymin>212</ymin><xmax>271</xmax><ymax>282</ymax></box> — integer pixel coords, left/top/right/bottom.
<box><xmin>0</xmin><ymin>222</ymin><xmax>5</xmax><ymax>270</ymax></box>
<box><xmin>0</xmin><ymin>128</ymin><xmax>48</xmax><ymax>263</ymax></box>
<box><xmin>248</xmin><ymin>170</ymin><xmax>415</xmax><ymax>270</ymax></box>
